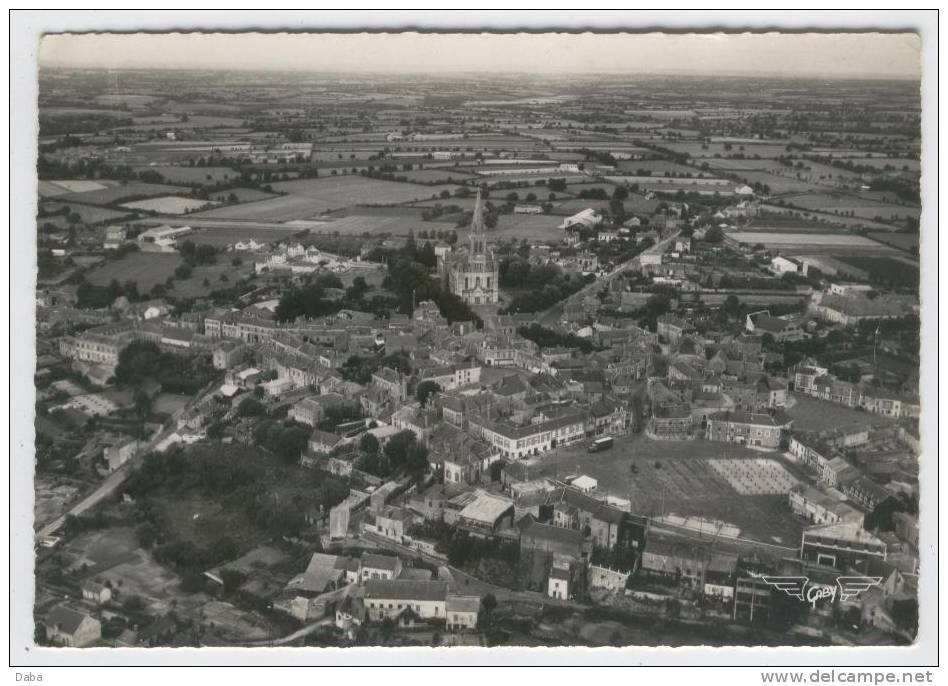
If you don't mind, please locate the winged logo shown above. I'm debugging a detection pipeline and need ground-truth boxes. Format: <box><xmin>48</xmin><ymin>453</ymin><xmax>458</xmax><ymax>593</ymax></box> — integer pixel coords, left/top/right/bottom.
<box><xmin>760</xmin><ymin>576</ymin><xmax>808</xmax><ymax>601</ymax></box>
<box><xmin>837</xmin><ymin>576</ymin><xmax>882</xmax><ymax>601</ymax></box>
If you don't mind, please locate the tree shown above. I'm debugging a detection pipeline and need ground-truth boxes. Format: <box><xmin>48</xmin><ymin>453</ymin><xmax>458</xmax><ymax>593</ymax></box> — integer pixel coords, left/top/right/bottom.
<box><xmin>380</xmin><ymin>617</ymin><xmax>396</xmax><ymax>641</ymax></box>
<box><xmin>723</xmin><ymin>294</ymin><xmax>742</xmax><ymax>319</ymax></box>
<box><xmin>237</xmin><ymin>397</ymin><xmax>266</xmax><ymax>418</ymax></box>
<box><xmin>220</xmin><ymin>569</ymin><xmax>246</xmax><ymax>595</ymax></box>
<box><xmin>123</xmin><ymin>595</ymin><xmax>146</xmax><ymax>613</ymax></box>
<box><xmin>705</xmin><ymin>226</ymin><xmax>725</xmax><ymax>243</ymax></box>
<box><xmin>481</xmin><ymin>593</ymin><xmax>497</xmax><ymax>627</ymax></box>
<box><xmin>133</xmin><ymin>387</ymin><xmax>153</xmax><ymax>419</ymax></box>
<box><xmin>174</xmin><ymin>263</ymin><xmax>193</xmax><ymax>280</ymax></box>
<box><xmin>359</xmin><ymin>432</ymin><xmax>380</xmax><ymax>455</ymax></box>
<box><xmin>415</xmin><ymin>380</ymin><xmax>441</xmax><ymax>407</ymax></box>
<box><xmin>114</xmin><ymin>341</ymin><xmax>163</xmax><ymax>386</ymax></box>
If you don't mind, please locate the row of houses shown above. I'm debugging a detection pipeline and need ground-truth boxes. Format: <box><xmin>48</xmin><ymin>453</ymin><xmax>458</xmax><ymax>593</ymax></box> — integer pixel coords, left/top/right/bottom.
<box><xmin>791</xmin><ymin>362</ymin><xmax>920</xmax><ymax>419</ymax></box>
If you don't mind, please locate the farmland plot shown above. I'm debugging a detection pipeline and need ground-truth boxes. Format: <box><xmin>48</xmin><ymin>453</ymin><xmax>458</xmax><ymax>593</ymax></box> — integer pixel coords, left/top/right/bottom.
<box><xmin>39</xmin><ymin>202</ymin><xmax>134</xmax><ymax>227</ymax></box>
<box><xmin>269</xmin><ymin>175</ymin><xmax>462</xmax><ymax>207</ymax></box>
<box><xmin>56</xmin><ymin>182</ymin><xmax>191</xmax><ymax>206</ymax></box>
<box><xmin>121</xmin><ymin>196</ymin><xmax>219</xmax><ymax>214</ymax></box>
<box><xmin>132</xmin><ymin>165</ymin><xmax>238</xmax><ymax>185</ymax></box>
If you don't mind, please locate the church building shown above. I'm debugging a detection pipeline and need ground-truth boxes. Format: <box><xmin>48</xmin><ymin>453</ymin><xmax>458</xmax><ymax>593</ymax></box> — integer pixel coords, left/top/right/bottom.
<box><xmin>443</xmin><ymin>189</ymin><xmax>499</xmax><ymax>305</ymax></box>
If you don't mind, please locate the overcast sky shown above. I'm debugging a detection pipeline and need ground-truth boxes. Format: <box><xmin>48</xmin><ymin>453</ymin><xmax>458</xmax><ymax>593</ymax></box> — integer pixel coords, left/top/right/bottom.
<box><xmin>39</xmin><ymin>32</ymin><xmax>921</xmax><ymax>79</ymax></box>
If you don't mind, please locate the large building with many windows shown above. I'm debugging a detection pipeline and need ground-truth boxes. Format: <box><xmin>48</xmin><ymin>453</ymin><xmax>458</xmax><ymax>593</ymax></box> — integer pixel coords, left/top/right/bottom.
<box><xmin>444</xmin><ymin>189</ymin><xmax>499</xmax><ymax>305</ymax></box>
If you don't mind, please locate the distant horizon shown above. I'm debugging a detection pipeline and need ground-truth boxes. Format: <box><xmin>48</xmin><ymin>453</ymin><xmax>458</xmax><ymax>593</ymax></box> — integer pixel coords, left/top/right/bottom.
<box><xmin>38</xmin><ymin>32</ymin><xmax>922</xmax><ymax>81</ymax></box>
<box><xmin>37</xmin><ymin>63</ymin><xmax>921</xmax><ymax>83</ymax></box>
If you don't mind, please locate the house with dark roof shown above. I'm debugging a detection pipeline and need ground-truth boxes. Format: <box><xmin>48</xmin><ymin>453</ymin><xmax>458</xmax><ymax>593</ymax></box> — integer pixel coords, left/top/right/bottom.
<box><xmin>519</xmin><ymin>518</ymin><xmax>586</xmax><ymax>559</ymax></box>
<box><xmin>706</xmin><ymin>410</ymin><xmax>792</xmax><ymax>450</ymax></box>
<box><xmin>45</xmin><ymin>604</ymin><xmax>101</xmax><ymax>647</ymax></box>
<box><xmin>364</xmin><ymin>579</ymin><xmax>448</xmax><ymax>621</ymax></box>
<box><xmin>79</xmin><ymin>578</ymin><xmax>111</xmax><ymax>604</ymax></box>
<box><xmin>639</xmin><ymin>535</ymin><xmax>711</xmax><ymax>589</ymax></box>
<box><xmin>446</xmin><ymin>595</ymin><xmax>480</xmax><ymax>631</ymax></box>
<box><xmin>360</xmin><ymin>552</ymin><xmax>403</xmax><ymax>582</ymax></box>
<box><xmin>285</xmin><ymin>553</ymin><xmax>350</xmax><ymax>596</ymax></box>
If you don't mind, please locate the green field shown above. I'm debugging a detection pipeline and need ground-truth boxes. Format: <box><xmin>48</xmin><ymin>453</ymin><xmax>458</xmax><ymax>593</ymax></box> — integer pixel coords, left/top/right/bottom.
<box><xmin>121</xmin><ymin>196</ymin><xmax>219</xmax><ymax>214</ymax></box>
<box><xmin>132</xmin><ymin>165</ymin><xmax>238</xmax><ymax>185</ymax></box>
<box><xmin>268</xmin><ymin>175</ymin><xmax>462</xmax><ymax>206</ymax></box>
<box><xmin>86</xmin><ymin>251</ymin><xmax>254</xmax><ymax>295</ymax></box>
<box><xmin>782</xmin><ymin>192</ymin><xmax>920</xmax><ymax>221</ymax></box>
<box><xmin>39</xmin><ymin>201</ymin><xmax>133</xmax><ymax>227</ymax></box>
<box><xmin>189</xmin><ymin>194</ymin><xmax>339</xmax><ymax>221</ymax></box>
<box><xmin>57</xmin><ymin>182</ymin><xmax>190</xmax><ymax>207</ymax></box>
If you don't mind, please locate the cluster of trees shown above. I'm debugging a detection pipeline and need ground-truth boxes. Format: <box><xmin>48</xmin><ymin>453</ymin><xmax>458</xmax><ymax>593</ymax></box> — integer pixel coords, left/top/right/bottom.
<box><xmin>274</xmin><ymin>277</ymin><xmax>343</xmax><ymax>322</ymax></box>
<box><xmin>316</xmin><ymin>403</ymin><xmax>363</xmax><ymax>433</ymax></box>
<box><xmin>517</xmin><ymin>323</ymin><xmax>597</xmax><ymax>354</ymax></box>
<box><xmin>114</xmin><ymin>340</ymin><xmax>220</xmax><ymax>395</ymax></box>
<box><xmin>76</xmin><ymin>277</ymin><xmax>141</xmax><ymax>309</ymax></box>
<box><xmin>340</xmin><ymin>352</ymin><xmax>412</xmax><ymax>385</ymax></box>
<box><xmin>358</xmin><ymin>429</ymin><xmax>428</xmax><ymax>479</ymax></box>
<box><xmin>178</xmin><ymin>240</ymin><xmax>218</xmax><ymax>266</ymax></box>
<box><xmin>127</xmin><ymin>445</ymin><xmax>349</xmax><ymax>571</ymax></box>
<box><xmin>253</xmin><ymin>419</ymin><xmax>310</xmax><ymax>464</ymax></box>
<box><xmin>382</xmin><ymin>239</ymin><xmax>482</xmax><ymax>326</ymax></box>
<box><xmin>499</xmin><ymin>257</ymin><xmax>563</xmax><ymax>290</ymax></box>
<box><xmin>501</xmin><ymin>271</ymin><xmax>594</xmax><ymax>315</ymax></box>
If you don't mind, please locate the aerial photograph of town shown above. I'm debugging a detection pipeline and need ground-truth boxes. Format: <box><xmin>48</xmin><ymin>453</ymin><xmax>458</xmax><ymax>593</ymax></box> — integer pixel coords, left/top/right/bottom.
<box><xmin>26</xmin><ymin>29</ymin><xmax>926</xmax><ymax>654</ymax></box>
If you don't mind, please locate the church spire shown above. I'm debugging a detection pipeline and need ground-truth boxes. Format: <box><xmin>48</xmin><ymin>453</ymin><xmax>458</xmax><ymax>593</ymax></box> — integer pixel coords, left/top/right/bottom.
<box><xmin>469</xmin><ymin>187</ymin><xmax>487</xmax><ymax>256</ymax></box>
<box><xmin>471</xmin><ymin>187</ymin><xmax>485</xmax><ymax>234</ymax></box>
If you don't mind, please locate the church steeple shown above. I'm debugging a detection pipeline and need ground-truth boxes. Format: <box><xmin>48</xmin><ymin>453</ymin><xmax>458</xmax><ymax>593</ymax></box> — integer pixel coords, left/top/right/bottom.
<box><xmin>469</xmin><ymin>187</ymin><xmax>486</xmax><ymax>256</ymax></box>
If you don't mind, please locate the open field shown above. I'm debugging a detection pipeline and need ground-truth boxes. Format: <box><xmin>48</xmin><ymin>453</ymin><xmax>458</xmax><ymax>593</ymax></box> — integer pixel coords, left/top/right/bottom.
<box><xmin>661</xmin><ymin>142</ymin><xmax>792</xmax><ymax>159</ymax></box>
<box><xmin>615</xmin><ymin>160</ymin><xmax>703</xmax><ymax>176</ymax></box>
<box><xmin>269</xmin><ymin>175</ymin><xmax>462</xmax><ymax>206</ymax></box>
<box><xmin>38</xmin><ymin>179</ymin><xmax>117</xmax><ymax>197</ymax></box>
<box><xmin>86</xmin><ymin>252</ymin><xmax>254</xmax><ymax>294</ymax></box>
<box><xmin>399</xmin><ymin>168</ymin><xmax>478</xmax><ymax>184</ymax></box>
<box><xmin>86</xmin><ymin>253</ymin><xmax>182</xmax><ymax>290</ymax></box>
<box><xmin>62</xmin><ymin>526</ymin><xmax>141</xmax><ymax>573</ymax></box>
<box><xmin>833</xmin><ymin>255</ymin><xmax>920</xmax><ymax>287</ymax></box>
<box><xmin>867</xmin><ymin>231</ymin><xmax>919</xmax><ymax>253</ymax></box>
<box><xmin>189</xmin><ymin>194</ymin><xmax>339</xmax><ymax>221</ymax></box>
<box><xmin>121</xmin><ymin>196</ymin><xmax>219</xmax><ymax>214</ymax></box>
<box><xmin>39</xmin><ymin>202</ymin><xmax>134</xmax><ymax>227</ymax></box>
<box><xmin>781</xmin><ymin>192</ymin><xmax>920</xmax><ymax>221</ymax></box>
<box><xmin>836</xmin><ymin>157</ymin><xmax>920</xmax><ymax>172</ymax></box>
<box><xmin>207</xmin><ymin>187</ymin><xmax>277</xmax><ymax>204</ymax></box>
<box><xmin>758</xmin><ymin>204</ymin><xmax>896</xmax><ymax>231</ymax></box>
<box><xmin>196</xmin><ymin>601</ymin><xmax>271</xmax><ymax>642</ymax></box>
<box><xmin>153</xmin><ymin>493</ymin><xmax>264</xmax><ymax>551</ymax></box>
<box><xmin>492</xmin><ymin>213</ymin><xmax>566</xmax><ymax>241</ymax></box>
<box><xmin>35</xmin><ymin>474</ymin><xmax>86</xmax><ymax>530</ymax></box>
<box><xmin>132</xmin><ymin>165</ymin><xmax>239</xmax><ymax>185</ymax></box>
<box><xmin>725</xmin><ymin>231</ymin><xmax>892</xmax><ymax>251</ymax></box>
<box><xmin>57</xmin><ymin>182</ymin><xmax>190</xmax><ymax>207</ymax></box>
<box><xmin>552</xmin><ymin>199</ymin><xmax>613</xmax><ymax>215</ymax></box>
<box><xmin>177</xmin><ymin>225</ymin><xmax>299</xmax><ymax>248</ymax></box>
<box><xmin>314</xmin><ymin>213</ymin><xmax>457</xmax><ymax>237</ymax></box>
<box><xmin>786</xmin><ymin>394</ymin><xmax>898</xmax><ymax>432</ymax></box>
<box><xmin>729</xmin><ymin>169</ymin><xmax>823</xmax><ymax>194</ymax></box>
<box><xmin>527</xmin><ymin>435</ymin><xmax>806</xmax><ymax>545</ymax></box>
<box><xmin>100</xmin><ymin>549</ymin><xmax>194</xmax><ymax>615</ymax></box>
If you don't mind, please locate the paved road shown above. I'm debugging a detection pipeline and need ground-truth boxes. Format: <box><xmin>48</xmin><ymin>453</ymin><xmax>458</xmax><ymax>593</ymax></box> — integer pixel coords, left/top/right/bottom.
<box><xmin>537</xmin><ymin>230</ymin><xmax>680</xmax><ymax>327</ymax></box>
<box><xmin>239</xmin><ymin>616</ymin><xmax>334</xmax><ymax>647</ymax></box>
<box><xmin>36</xmin><ymin>382</ymin><xmax>222</xmax><ymax>540</ymax></box>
